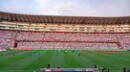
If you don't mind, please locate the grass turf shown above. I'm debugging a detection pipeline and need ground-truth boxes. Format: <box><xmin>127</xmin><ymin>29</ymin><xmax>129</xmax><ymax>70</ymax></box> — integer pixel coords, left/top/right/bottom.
<box><xmin>0</xmin><ymin>50</ymin><xmax>130</xmax><ymax>72</ymax></box>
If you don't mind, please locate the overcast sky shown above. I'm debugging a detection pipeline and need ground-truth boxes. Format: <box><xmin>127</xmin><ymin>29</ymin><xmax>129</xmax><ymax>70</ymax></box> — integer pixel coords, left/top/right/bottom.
<box><xmin>0</xmin><ymin>0</ymin><xmax>130</xmax><ymax>16</ymax></box>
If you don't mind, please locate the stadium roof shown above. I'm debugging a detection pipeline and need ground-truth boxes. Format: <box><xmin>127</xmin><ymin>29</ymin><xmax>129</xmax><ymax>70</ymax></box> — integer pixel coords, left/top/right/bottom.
<box><xmin>0</xmin><ymin>11</ymin><xmax>130</xmax><ymax>24</ymax></box>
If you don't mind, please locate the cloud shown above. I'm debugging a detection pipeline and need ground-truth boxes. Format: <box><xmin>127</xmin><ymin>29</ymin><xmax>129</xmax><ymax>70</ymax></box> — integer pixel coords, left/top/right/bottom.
<box><xmin>0</xmin><ymin>0</ymin><xmax>130</xmax><ymax>16</ymax></box>
<box><xmin>0</xmin><ymin>0</ymin><xmax>34</xmax><ymax>13</ymax></box>
<box><xmin>51</xmin><ymin>2</ymin><xmax>80</xmax><ymax>15</ymax></box>
<box><xmin>34</xmin><ymin>0</ymin><xmax>130</xmax><ymax>16</ymax></box>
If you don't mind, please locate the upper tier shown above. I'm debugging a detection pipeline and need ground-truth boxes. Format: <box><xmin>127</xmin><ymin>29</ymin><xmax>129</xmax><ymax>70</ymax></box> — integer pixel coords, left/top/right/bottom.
<box><xmin>0</xmin><ymin>11</ymin><xmax>130</xmax><ymax>24</ymax></box>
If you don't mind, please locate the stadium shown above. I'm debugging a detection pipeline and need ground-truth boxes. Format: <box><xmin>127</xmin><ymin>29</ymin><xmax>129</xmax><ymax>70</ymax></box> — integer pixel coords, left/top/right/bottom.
<box><xmin>0</xmin><ymin>11</ymin><xmax>130</xmax><ymax>72</ymax></box>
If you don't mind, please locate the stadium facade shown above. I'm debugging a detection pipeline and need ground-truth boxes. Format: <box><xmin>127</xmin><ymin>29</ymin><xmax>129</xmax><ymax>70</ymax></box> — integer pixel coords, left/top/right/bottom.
<box><xmin>0</xmin><ymin>11</ymin><xmax>130</xmax><ymax>50</ymax></box>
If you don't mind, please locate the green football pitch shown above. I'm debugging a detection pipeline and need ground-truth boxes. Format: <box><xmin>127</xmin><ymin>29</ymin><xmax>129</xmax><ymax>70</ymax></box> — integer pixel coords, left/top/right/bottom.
<box><xmin>0</xmin><ymin>50</ymin><xmax>130</xmax><ymax>72</ymax></box>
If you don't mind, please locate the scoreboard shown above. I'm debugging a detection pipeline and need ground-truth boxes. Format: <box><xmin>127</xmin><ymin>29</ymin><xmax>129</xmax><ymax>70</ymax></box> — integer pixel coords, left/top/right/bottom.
<box><xmin>40</xmin><ymin>68</ymin><xmax>99</xmax><ymax>72</ymax></box>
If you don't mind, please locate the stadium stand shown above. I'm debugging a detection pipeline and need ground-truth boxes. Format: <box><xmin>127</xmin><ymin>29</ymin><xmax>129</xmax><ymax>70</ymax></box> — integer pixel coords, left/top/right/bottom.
<box><xmin>0</xmin><ymin>11</ymin><xmax>130</xmax><ymax>50</ymax></box>
<box><xmin>0</xmin><ymin>30</ymin><xmax>130</xmax><ymax>50</ymax></box>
